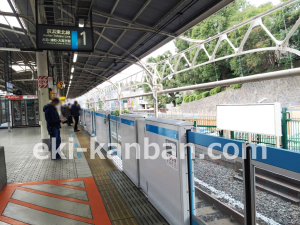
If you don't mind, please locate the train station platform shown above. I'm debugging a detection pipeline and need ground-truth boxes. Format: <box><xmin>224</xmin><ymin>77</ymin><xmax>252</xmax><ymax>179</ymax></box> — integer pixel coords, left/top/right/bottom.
<box><xmin>1</xmin><ymin>109</ymin><xmax>300</xmax><ymax>225</ymax></box>
<box><xmin>0</xmin><ymin>125</ymin><xmax>167</xmax><ymax>225</ymax></box>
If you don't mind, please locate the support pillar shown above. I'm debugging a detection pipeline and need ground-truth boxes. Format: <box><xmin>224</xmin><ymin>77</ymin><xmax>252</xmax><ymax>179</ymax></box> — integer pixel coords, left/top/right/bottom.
<box><xmin>7</xmin><ymin>100</ymin><xmax>11</xmax><ymax>132</ymax></box>
<box><xmin>118</xmin><ymin>94</ymin><xmax>122</xmax><ymax>116</ymax></box>
<box><xmin>37</xmin><ymin>51</ymin><xmax>50</xmax><ymax>146</ymax></box>
<box><xmin>281</xmin><ymin>108</ymin><xmax>288</xmax><ymax>149</ymax></box>
<box><xmin>243</xmin><ymin>144</ymin><xmax>256</xmax><ymax>225</ymax></box>
<box><xmin>152</xmin><ymin>82</ymin><xmax>159</xmax><ymax>118</ymax></box>
<box><xmin>119</xmin><ymin>100</ymin><xmax>122</xmax><ymax>115</ymax></box>
<box><xmin>153</xmin><ymin>90</ymin><xmax>158</xmax><ymax>117</ymax></box>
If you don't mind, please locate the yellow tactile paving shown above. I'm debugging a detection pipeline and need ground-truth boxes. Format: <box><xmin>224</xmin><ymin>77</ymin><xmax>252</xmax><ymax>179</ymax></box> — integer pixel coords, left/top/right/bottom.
<box><xmin>75</xmin><ymin>131</ymin><xmax>138</xmax><ymax>224</ymax></box>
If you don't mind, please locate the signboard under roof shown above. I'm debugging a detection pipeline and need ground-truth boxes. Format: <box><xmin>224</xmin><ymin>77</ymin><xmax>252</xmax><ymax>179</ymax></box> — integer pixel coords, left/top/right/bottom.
<box><xmin>37</xmin><ymin>25</ymin><xmax>94</xmax><ymax>52</ymax></box>
<box><xmin>6</xmin><ymin>82</ymin><xmax>13</xmax><ymax>92</ymax></box>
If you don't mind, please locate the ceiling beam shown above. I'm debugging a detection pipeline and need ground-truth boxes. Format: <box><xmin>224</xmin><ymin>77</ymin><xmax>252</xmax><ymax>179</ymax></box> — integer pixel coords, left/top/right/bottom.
<box><xmin>70</xmin><ymin>0</ymin><xmax>121</xmax><ymax>96</ymax></box>
<box><xmin>93</xmin><ymin>22</ymin><xmax>175</xmax><ymax>37</ymax></box>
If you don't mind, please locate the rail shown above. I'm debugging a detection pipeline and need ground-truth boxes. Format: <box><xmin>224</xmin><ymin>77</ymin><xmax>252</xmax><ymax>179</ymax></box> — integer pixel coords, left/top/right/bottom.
<box><xmin>188</xmin><ymin>131</ymin><xmax>300</xmax><ymax>225</ymax></box>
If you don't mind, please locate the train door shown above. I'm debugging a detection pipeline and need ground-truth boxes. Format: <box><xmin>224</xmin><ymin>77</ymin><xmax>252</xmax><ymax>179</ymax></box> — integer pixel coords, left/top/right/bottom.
<box><xmin>12</xmin><ymin>100</ymin><xmax>26</xmax><ymax>126</ymax></box>
<box><xmin>26</xmin><ymin>100</ymin><xmax>39</xmax><ymax>125</ymax></box>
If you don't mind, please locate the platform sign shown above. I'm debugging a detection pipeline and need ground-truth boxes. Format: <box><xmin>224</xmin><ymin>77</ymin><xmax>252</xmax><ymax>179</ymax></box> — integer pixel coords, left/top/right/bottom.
<box><xmin>37</xmin><ymin>25</ymin><xmax>94</xmax><ymax>52</ymax></box>
<box><xmin>48</xmin><ymin>77</ymin><xmax>53</xmax><ymax>88</ymax></box>
<box><xmin>5</xmin><ymin>95</ymin><xmax>37</xmax><ymax>100</ymax></box>
<box><xmin>6</xmin><ymin>82</ymin><xmax>13</xmax><ymax>92</ymax></box>
<box><xmin>57</xmin><ymin>81</ymin><xmax>64</xmax><ymax>89</ymax></box>
<box><xmin>38</xmin><ymin>76</ymin><xmax>48</xmax><ymax>88</ymax></box>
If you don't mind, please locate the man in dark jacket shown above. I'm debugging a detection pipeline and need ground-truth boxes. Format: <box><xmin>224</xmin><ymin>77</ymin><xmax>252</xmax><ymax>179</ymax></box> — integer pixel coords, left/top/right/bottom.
<box><xmin>64</xmin><ymin>103</ymin><xmax>72</xmax><ymax>126</ymax></box>
<box><xmin>43</xmin><ymin>98</ymin><xmax>65</xmax><ymax>160</ymax></box>
<box><xmin>71</xmin><ymin>101</ymin><xmax>81</xmax><ymax>132</ymax></box>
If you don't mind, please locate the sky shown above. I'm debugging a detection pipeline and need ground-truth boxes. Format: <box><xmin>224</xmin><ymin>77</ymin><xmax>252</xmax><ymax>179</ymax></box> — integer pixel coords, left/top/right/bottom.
<box><xmin>251</xmin><ymin>0</ymin><xmax>281</xmax><ymax>6</ymax></box>
<box><xmin>96</xmin><ymin>0</ymin><xmax>283</xmax><ymax>90</ymax></box>
<box><xmin>99</xmin><ymin>41</ymin><xmax>177</xmax><ymax>88</ymax></box>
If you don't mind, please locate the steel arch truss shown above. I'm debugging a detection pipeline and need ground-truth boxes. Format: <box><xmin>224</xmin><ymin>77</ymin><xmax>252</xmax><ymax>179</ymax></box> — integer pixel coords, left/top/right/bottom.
<box><xmin>149</xmin><ymin>0</ymin><xmax>300</xmax><ymax>84</ymax></box>
<box><xmin>80</xmin><ymin>0</ymin><xmax>300</xmax><ymax>116</ymax></box>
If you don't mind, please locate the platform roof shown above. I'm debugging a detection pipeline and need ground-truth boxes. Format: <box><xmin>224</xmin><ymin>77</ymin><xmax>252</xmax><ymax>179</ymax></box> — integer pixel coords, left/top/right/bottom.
<box><xmin>0</xmin><ymin>0</ymin><xmax>233</xmax><ymax>97</ymax></box>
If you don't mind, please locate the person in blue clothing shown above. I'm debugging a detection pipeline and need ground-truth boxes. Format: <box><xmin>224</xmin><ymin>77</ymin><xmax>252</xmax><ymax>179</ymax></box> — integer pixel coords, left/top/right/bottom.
<box><xmin>43</xmin><ymin>98</ymin><xmax>66</xmax><ymax>160</ymax></box>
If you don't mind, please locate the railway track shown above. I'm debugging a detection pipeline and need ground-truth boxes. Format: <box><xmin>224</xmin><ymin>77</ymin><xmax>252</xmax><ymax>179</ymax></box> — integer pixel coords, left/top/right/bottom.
<box><xmin>194</xmin><ymin>187</ymin><xmax>244</xmax><ymax>225</ymax></box>
<box><xmin>234</xmin><ymin>169</ymin><xmax>300</xmax><ymax>203</ymax></box>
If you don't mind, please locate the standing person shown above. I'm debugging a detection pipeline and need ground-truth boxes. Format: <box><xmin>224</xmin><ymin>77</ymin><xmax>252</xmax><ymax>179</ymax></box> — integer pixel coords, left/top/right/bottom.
<box><xmin>71</xmin><ymin>101</ymin><xmax>81</xmax><ymax>132</ymax></box>
<box><xmin>61</xmin><ymin>104</ymin><xmax>66</xmax><ymax>117</ymax></box>
<box><xmin>43</xmin><ymin>98</ymin><xmax>65</xmax><ymax>160</ymax></box>
<box><xmin>64</xmin><ymin>103</ymin><xmax>72</xmax><ymax>126</ymax></box>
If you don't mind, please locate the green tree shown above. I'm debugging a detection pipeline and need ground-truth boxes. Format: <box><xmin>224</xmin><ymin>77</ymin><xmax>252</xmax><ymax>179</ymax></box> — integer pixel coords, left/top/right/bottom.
<box><xmin>142</xmin><ymin>0</ymin><xmax>300</xmax><ymax>106</ymax></box>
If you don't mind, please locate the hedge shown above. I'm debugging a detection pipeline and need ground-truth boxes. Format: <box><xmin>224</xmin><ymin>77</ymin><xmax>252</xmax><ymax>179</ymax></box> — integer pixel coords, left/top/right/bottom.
<box><xmin>188</xmin><ymin>96</ymin><xmax>194</xmax><ymax>102</ymax></box>
<box><xmin>231</xmin><ymin>84</ymin><xmax>242</xmax><ymax>89</ymax></box>
<box><xmin>201</xmin><ymin>91</ymin><xmax>210</xmax><ymax>98</ymax></box>
<box><xmin>183</xmin><ymin>95</ymin><xmax>189</xmax><ymax>103</ymax></box>
<box><xmin>195</xmin><ymin>95</ymin><xmax>202</xmax><ymax>100</ymax></box>
<box><xmin>209</xmin><ymin>86</ymin><xmax>222</xmax><ymax>96</ymax></box>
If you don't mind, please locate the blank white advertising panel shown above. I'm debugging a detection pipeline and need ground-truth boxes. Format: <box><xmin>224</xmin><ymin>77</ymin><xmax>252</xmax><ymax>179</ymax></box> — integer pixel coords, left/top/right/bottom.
<box><xmin>217</xmin><ymin>103</ymin><xmax>282</xmax><ymax>136</ymax></box>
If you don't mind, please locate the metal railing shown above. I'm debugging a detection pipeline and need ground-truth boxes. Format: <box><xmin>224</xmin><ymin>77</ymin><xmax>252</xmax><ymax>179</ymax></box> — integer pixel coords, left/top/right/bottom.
<box><xmin>283</xmin><ymin>108</ymin><xmax>300</xmax><ymax>152</ymax></box>
<box><xmin>119</xmin><ymin>108</ymin><xmax>300</xmax><ymax>151</ymax></box>
<box><xmin>232</xmin><ymin>132</ymin><xmax>277</xmax><ymax>147</ymax></box>
<box><xmin>156</xmin><ymin>112</ymin><xmax>291</xmax><ymax>149</ymax></box>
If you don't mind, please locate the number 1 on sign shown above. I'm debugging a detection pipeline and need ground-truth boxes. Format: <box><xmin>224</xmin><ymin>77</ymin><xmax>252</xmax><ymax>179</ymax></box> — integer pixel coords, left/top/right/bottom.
<box><xmin>80</xmin><ymin>31</ymin><xmax>86</xmax><ymax>45</ymax></box>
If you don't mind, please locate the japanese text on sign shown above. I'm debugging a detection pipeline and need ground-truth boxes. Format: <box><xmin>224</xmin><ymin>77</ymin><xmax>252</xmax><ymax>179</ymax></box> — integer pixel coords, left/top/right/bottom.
<box><xmin>38</xmin><ymin>76</ymin><xmax>48</xmax><ymax>88</ymax></box>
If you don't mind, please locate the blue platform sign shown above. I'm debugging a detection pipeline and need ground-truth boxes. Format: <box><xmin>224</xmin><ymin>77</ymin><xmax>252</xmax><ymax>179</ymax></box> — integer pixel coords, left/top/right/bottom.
<box><xmin>37</xmin><ymin>25</ymin><xmax>94</xmax><ymax>52</ymax></box>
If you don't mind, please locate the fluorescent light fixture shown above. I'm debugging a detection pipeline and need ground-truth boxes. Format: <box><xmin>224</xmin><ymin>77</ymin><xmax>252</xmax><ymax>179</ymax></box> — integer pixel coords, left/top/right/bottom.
<box><xmin>70</xmin><ymin>81</ymin><xmax>72</xmax><ymax>85</ymax></box>
<box><xmin>79</xmin><ymin>18</ymin><xmax>84</xmax><ymax>27</ymax></box>
<box><xmin>12</xmin><ymin>62</ymin><xmax>35</xmax><ymax>73</ymax></box>
<box><xmin>0</xmin><ymin>1</ymin><xmax>21</xmax><ymax>28</ymax></box>
<box><xmin>70</xmin><ymin>74</ymin><xmax>73</xmax><ymax>80</ymax></box>
<box><xmin>12</xmin><ymin>65</ymin><xmax>24</xmax><ymax>72</ymax></box>
<box><xmin>73</xmin><ymin>52</ymin><xmax>78</xmax><ymax>63</ymax></box>
<box><xmin>71</xmin><ymin>65</ymin><xmax>74</xmax><ymax>73</ymax></box>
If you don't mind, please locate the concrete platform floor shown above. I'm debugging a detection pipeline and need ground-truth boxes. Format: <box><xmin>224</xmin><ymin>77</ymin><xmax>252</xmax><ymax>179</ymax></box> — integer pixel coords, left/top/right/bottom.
<box><xmin>0</xmin><ymin>125</ymin><xmax>110</xmax><ymax>225</ymax></box>
<box><xmin>0</xmin><ymin>177</ymin><xmax>110</xmax><ymax>225</ymax></box>
<box><xmin>0</xmin><ymin>125</ymin><xmax>92</xmax><ymax>183</ymax></box>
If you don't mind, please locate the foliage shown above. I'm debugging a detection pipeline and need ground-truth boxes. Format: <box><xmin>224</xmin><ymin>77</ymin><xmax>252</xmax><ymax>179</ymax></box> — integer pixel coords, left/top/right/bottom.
<box><xmin>183</xmin><ymin>95</ymin><xmax>189</xmax><ymax>103</ymax></box>
<box><xmin>195</xmin><ymin>95</ymin><xmax>202</xmax><ymax>100</ymax></box>
<box><xmin>176</xmin><ymin>96</ymin><xmax>183</xmax><ymax>105</ymax></box>
<box><xmin>209</xmin><ymin>87</ymin><xmax>222</xmax><ymax>96</ymax></box>
<box><xmin>90</xmin><ymin>107</ymin><xmax>95</xmax><ymax>111</ymax></box>
<box><xmin>122</xmin><ymin>109</ymin><xmax>129</xmax><ymax>114</ymax></box>
<box><xmin>231</xmin><ymin>84</ymin><xmax>242</xmax><ymax>89</ymax></box>
<box><xmin>114</xmin><ymin>110</ymin><xmax>120</xmax><ymax>116</ymax></box>
<box><xmin>188</xmin><ymin>96</ymin><xmax>195</xmax><ymax>102</ymax></box>
<box><xmin>142</xmin><ymin>0</ymin><xmax>300</xmax><ymax>107</ymax></box>
<box><xmin>201</xmin><ymin>91</ymin><xmax>210</xmax><ymax>98</ymax></box>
